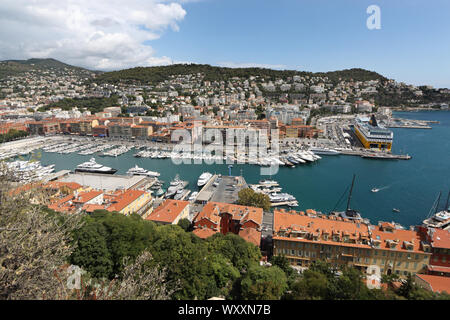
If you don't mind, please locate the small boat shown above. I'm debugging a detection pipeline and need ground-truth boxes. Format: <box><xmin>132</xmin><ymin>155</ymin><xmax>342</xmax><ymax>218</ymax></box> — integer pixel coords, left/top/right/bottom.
<box><xmin>393</xmin><ymin>208</ymin><xmax>400</xmax><ymax>213</ymax></box>
<box><xmin>371</xmin><ymin>188</ymin><xmax>380</xmax><ymax>193</ymax></box>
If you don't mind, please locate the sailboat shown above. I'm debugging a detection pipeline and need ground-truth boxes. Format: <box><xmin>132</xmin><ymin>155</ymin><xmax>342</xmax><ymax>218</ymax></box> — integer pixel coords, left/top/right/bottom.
<box><xmin>330</xmin><ymin>174</ymin><xmax>364</xmax><ymax>222</ymax></box>
<box><xmin>422</xmin><ymin>191</ymin><xmax>450</xmax><ymax>229</ymax></box>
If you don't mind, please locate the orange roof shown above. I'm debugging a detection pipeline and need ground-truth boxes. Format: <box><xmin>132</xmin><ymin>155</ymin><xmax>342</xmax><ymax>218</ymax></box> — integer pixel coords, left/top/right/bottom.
<box><xmin>371</xmin><ymin>224</ymin><xmax>427</xmax><ymax>253</ymax></box>
<box><xmin>273</xmin><ymin>210</ymin><xmax>371</xmax><ymax>248</ymax></box>
<box><xmin>239</xmin><ymin>228</ymin><xmax>261</xmax><ymax>247</ymax></box>
<box><xmin>431</xmin><ymin>228</ymin><xmax>450</xmax><ymax>249</ymax></box>
<box><xmin>44</xmin><ymin>181</ymin><xmax>83</xmax><ymax>191</ymax></box>
<box><xmin>195</xmin><ymin>202</ymin><xmax>263</xmax><ymax>226</ymax></box>
<box><xmin>106</xmin><ymin>189</ymin><xmax>146</xmax><ymax>212</ymax></box>
<box><xmin>416</xmin><ymin>274</ymin><xmax>450</xmax><ymax>294</ymax></box>
<box><xmin>193</xmin><ymin>227</ymin><xmax>218</xmax><ymax>239</ymax></box>
<box><xmin>82</xmin><ymin>204</ymin><xmax>105</xmax><ymax>213</ymax></box>
<box><xmin>146</xmin><ymin>199</ymin><xmax>190</xmax><ymax>224</ymax></box>
<box><xmin>73</xmin><ymin>190</ymin><xmax>103</xmax><ymax>204</ymax></box>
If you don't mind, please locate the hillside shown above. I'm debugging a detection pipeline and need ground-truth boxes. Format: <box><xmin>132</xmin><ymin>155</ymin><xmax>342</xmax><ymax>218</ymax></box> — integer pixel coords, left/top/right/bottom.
<box><xmin>93</xmin><ymin>63</ymin><xmax>388</xmax><ymax>84</ymax></box>
<box><xmin>0</xmin><ymin>58</ymin><xmax>96</xmax><ymax>79</ymax></box>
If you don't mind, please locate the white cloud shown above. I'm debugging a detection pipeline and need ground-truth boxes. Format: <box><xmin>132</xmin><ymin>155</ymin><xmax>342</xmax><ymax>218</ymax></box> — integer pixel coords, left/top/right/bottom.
<box><xmin>218</xmin><ymin>61</ymin><xmax>287</xmax><ymax>70</ymax></box>
<box><xmin>0</xmin><ymin>0</ymin><xmax>187</xmax><ymax>70</ymax></box>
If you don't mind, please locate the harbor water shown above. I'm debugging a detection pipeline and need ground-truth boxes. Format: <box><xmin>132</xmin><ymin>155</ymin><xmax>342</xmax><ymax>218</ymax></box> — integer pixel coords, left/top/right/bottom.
<box><xmin>34</xmin><ymin>110</ymin><xmax>449</xmax><ymax>228</ymax></box>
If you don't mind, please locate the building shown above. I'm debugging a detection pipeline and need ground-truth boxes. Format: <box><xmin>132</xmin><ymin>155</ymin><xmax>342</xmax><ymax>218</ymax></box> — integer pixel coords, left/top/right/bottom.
<box><xmin>145</xmin><ymin>199</ymin><xmax>190</xmax><ymax>225</ymax></box>
<box><xmin>193</xmin><ymin>202</ymin><xmax>263</xmax><ymax>246</ymax></box>
<box><xmin>27</xmin><ymin>120</ymin><xmax>60</xmax><ymax>135</ymax></box>
<box><xmin>104</xmin><ymin>189</ymin><xmax>153</xmax><ymax>216</ymax></box>
<box><xmin>353</xmin><ymin>115</ymin><xmax>393</xmax><ymax>151</ymax></box>
<box><xmin>272</xmin><ymin>210</ymin><xmax>431</xmax><ymax>277</ymax></box>
<box><xmin>273</xmin><ymin>209</ymin><xmax>372</xmax><ymax>270</ymax></box>
<box><xmin>369</xmin><ymin>222</ymin><xmax>431</xmax><ymax>277</ymax></box>
<box><xmin>417</xmin><ymin>227</ymin><xmax>450</xmax><ymax>276</ymax></box>
<box><xmin>415</xmin><ymin>274</ymin><xmax>450</xmax><ymax>294</ymax></box>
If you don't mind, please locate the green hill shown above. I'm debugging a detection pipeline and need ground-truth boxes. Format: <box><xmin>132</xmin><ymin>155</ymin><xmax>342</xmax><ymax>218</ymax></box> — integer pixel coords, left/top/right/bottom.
<box><xmin>0</xmin><ymin>58</ymin><xmax>95</xmax><ymax>79</ymax></box>
<box><xmin>93</xmin><ymin>63</ymin><xmax>388</xmax><ymax>84</ymax></box>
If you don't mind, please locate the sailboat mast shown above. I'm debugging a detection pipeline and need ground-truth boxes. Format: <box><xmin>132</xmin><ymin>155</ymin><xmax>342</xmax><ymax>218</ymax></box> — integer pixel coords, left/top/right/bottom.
<box><xmin>445</xmin><ymin>191</ymin><xmax>450</xmax><ymax>211</ymax></box>
<box><xmin>434</xmin><ymin>191</ymin><xmax>442</xmax><ymax>215</ymax></box>
<box><xmin>346</xmin><ymin>174</ymin><xmax>356</xmax><ymax>212</ymax></box>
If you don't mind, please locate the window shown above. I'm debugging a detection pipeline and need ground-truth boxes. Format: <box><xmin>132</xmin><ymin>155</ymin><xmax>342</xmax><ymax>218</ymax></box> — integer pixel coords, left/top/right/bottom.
<box><xmin>373</xmin><ymin>258</ymin><xmax>377</xmax><ymax>264</ymax></box>
<box><xmin>405</xmin><ymin>262</ymin><xmax>409</xmax><ymax>269</ymax></box>
<box><xmin>291</xmin><ymin>249</ymin><xmax>295</xmax><ymax>256</ymax></box>
<box><xmin>382</xmin><ymin>251</ymin><xmax>386</xmax><ymax>256</ymax></box>
<box><xmin>415</xmin><ymin>254</ymin><xmax>419</xmax><ymax>260</ymax></box>
<box><xmin>397</xmin><ymin>261</ymin><xmax>402</xmax><ymax>267</ymax></box>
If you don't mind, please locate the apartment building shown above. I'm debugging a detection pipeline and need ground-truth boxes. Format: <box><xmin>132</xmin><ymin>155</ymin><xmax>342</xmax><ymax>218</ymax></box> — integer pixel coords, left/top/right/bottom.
<box><xmin>193</xmin><ymin>201</ymin><xmax>263</xmax><ymax>246</ymax></box>
<box><xmin>417</xmin><ymin>226</ymin><xmax>450</xmax><ymax>276</ymax></box>
<box><xmin>272</xmin><ymin>209</ymin><xmax>431</xmax><ymax>277</ymax></box>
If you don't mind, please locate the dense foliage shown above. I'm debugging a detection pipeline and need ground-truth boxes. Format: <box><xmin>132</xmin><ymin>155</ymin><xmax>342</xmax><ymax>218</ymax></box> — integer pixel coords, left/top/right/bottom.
<box><xmin>0</xmin><ymin>58</ymin><xmax>93</xmax><ymax>79</ymax></box>
<box><xmin>37</xmin><ymin>95</ymin><xmax>119</xmax><ymax>114</ymax></box>
<box><xmin>93</xmin><ymin>64</ymin><xmax>387</xmax><ymax>85</ymax></box>
<box><xmin>0</xmin><ymin>129</ymin><xmax>29</xmax><ymax>143</ymax></box>
<box><xmin>70</xmin><ymin>211</ymin><xmax>262</xmax><ymax>299</ymax></box>
<box><xmin>238</xmin><ymin>188</ymin><xmax>271</xmax><ymax>211</ymax></box>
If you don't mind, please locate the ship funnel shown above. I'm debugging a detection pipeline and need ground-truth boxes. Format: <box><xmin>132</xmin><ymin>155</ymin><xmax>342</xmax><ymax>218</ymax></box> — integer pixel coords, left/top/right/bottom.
<box><xmin>369</xmin><ymin>114</ymin><xmax>378</xmax><ymax>127</ymax></box>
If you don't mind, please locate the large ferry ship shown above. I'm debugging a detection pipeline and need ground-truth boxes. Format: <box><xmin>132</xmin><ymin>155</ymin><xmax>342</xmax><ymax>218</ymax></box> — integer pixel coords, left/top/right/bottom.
<box><xmin>353</xmin><ymin>115</ymin><xmax>393</xmax><ymax>151</ymax></box>
<box><xmin>75</xmin><ymin>157</ymin><xmax>117</xmax><ymax>174</ymax></box>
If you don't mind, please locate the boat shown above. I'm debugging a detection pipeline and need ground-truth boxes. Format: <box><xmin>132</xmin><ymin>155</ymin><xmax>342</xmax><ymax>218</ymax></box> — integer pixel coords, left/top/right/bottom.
<box><xmin>197</xmin><ymin>172</ymin><xmax>213</xmax><ymax>187</ymax></box>
<box><xmin>393</xmin><ymin>208</ymin><xmax>400</xmax><ymax>213</ymax></box>
<box><xmin>309</xmin><ymin>147</ymin><xmax>341</xmax><ymax>155</ymax></box>
<box><xmin>330</xmin><ymin>174</ymin><xmax>363</xmax><ymax>221</ymax></box>
<box><xmin>74</xmin><ymin>157</ymin><xmax>117</xmax><ymax>174</ymax></box>
<box><xmin>371</xmin><ymin>188</ymin><xmax>380</xmax><ymax>193</ymax></box>
<box><xmin>259</xmin><ymin>179</ymin><xmax>279</xmax><ymax>186</ymax></box>
<box><xmin>353</xmin><ymin>114</ymin><xmax>393</xmax><ymax>151</ymax></box>
<box><xmin>423</xmin><ymin>191</ymin><xmax>450</xmax><ymax>229</ymax></box>
<box><xmin>126</xmin><ymin>165</ymin><xmax>160</xmax><ymax>177</ymax></box>
<box><xmin>188</xmin><ymin>191</ymin><xmax>199</xmax><ymax>201</ymax></box>
<box><xmin>156</xmin><ymin>188</ymin><xmax>165</xmax><ymax>197</ymax></box>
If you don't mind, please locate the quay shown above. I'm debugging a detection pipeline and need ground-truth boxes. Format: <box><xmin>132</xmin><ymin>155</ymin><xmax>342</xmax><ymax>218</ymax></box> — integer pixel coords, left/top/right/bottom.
<box><xmin>339</xmin><ymin>149</ymin><xmax>412</xmax><ymax>160</ymax></box>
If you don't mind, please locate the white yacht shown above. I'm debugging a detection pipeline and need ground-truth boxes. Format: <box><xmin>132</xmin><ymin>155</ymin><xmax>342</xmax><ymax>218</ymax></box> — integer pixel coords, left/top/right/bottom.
<box><xmin>197</xmin><ymin>172</ymin><xmax>213</xmax><ymax>187</ymax></box>
<box><xmin>75</xmin><ymin>158</ymin><xmax>117</xmax><ymax>174</ymax></box>
<box><xmin>126</xmin><ymin>165</ymin><xmax>160</xmax><ymax>177</ymax></box>
<box><xmin>188</xmin><ymin>191</ymin><xmax>199</xmax><ymax>201</ymax></box>
<box><xmin>309</xmin><ymin>147</ymin><xmax>341</xmax><ymax>155</ymax></box>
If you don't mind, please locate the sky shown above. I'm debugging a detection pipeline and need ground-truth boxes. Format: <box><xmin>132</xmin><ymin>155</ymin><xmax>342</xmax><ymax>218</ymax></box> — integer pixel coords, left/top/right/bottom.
<box><xmin>0</xmin><ymin>0</ymin><xmax>449</xmax><ymax>88</ymax></box>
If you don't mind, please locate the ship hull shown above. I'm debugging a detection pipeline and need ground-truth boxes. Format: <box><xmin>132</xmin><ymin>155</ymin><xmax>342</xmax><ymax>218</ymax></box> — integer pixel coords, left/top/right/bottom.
<box><xmin>75</xmin><ymin>168</ymin><xmax>117</xmax><ymax>174</ymax></box>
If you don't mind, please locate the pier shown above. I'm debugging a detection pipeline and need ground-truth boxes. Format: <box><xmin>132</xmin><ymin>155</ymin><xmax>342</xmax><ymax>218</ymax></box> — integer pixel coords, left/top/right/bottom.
<box><xmin>339</xmin><ymin>149</ymin><xmax>412</xmax><ymax>160</ymax></box>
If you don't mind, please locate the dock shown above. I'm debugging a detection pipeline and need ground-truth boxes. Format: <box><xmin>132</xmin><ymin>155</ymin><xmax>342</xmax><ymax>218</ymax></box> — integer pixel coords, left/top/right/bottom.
<box><xmin>339</xmin><ymin>149</ymin><xmax>412</xmax><ymax>160</ymax></box>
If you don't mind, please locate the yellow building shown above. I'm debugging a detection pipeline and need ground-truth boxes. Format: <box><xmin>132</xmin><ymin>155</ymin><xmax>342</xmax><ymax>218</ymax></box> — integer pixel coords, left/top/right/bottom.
<box><xmin>106</xmin><ymin>189</ymin><xmax>153</xmax><ymax>216</ymax></box>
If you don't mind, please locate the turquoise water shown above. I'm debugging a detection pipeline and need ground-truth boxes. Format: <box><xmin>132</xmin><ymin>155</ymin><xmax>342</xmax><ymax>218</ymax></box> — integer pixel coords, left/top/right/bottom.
<box><xmin>35</xmin><ymin>110</ymin><xmax>449</xmax><ymax>228</ymax></box>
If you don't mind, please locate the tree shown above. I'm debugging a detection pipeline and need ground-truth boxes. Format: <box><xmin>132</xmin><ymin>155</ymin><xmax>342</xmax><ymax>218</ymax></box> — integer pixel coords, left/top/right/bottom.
<box><xmin>206</xmin><ymin>233</ymin><xmax>261</xmax><ymax>273</ymax></box>
<box><xmin>177</xmin><ymin>218</ymin><xmax>192</xmax><ymax>232</ymax></box>
<box><xmin>237</xmin><ymin>188</ymin><xmax>271</xmax><ymax>211</ymax></box>
<box><xmin>270</xmin><ymin>255</ymin><xmax>294</xmax><ymax>278</ymax></box>
<box><xmin>0</xmin><ymin>166</ymin><xmax>82</xmax><ymax>299</ymax></box>
<box><xmin>239</xmin><ymin>265</ymin><xmax>288</xmax><ymax>300</ymax></box>
<box><xmin>288</xmin><ymin>270</ymin><xmax>329</xmax><ymax>300</ymax></box>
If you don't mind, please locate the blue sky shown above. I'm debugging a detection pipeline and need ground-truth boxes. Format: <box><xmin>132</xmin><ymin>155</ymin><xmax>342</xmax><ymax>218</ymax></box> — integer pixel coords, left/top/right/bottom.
<box><xmin>1</xmin><ymin>0</ymin><xmax>448</xmax><ymax>87</ymax></box>
<box><xmin>150</xmin><ymin>0</ymin><xmax>450</xmax><ymax>88</ymax></box>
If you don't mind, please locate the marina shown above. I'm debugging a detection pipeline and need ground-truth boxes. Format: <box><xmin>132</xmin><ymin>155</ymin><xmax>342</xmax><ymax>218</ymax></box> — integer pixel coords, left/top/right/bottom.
<box><xmin>1</xmin><ymin>110</ymin><xmax>448</xmax><ymax>229</ymax></box>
